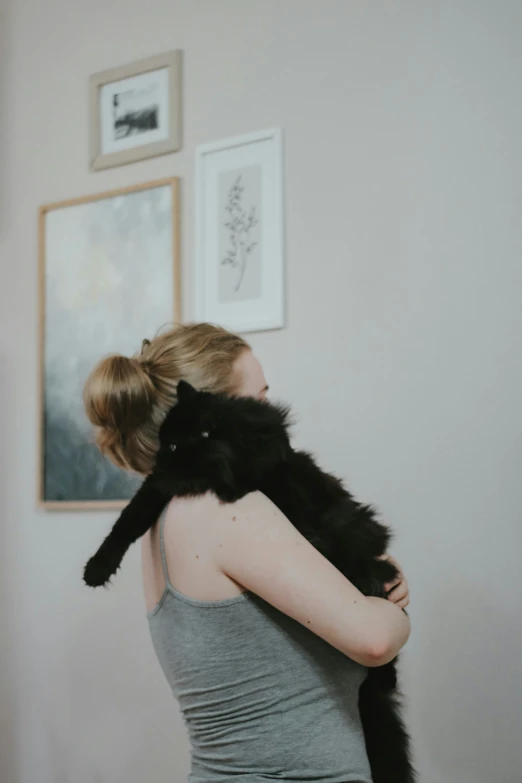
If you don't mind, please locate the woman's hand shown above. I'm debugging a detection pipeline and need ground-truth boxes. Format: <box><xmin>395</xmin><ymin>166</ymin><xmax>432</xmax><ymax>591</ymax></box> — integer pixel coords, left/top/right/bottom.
<box><xmin>380</xmin><ymin>554</ymin><xmax>410</xmax><ymax>610</ymax></box>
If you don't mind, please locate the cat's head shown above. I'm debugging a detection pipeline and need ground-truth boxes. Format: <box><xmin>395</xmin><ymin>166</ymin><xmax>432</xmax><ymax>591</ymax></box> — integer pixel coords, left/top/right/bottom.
<box><xmin>155</xmin><ymin>381</ymin><xmax>292</xmax><ymax>490</ymax></box>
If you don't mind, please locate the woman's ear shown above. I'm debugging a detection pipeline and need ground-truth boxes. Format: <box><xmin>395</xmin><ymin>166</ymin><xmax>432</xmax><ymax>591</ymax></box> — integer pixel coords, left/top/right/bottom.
<box><xmin>177</xmin><ymin>380</ymin><xmax>198</xmax><ymax>402</ymax></box>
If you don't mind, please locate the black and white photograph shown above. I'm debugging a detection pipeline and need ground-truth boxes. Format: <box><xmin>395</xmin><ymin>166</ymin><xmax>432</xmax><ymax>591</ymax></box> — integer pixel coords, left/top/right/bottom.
<box><xmin>196</xmin><ymin>129</ymin><xmax>284</xmax><ymax>334</ymax></box>
<box><xmin>101</xmin><ymin>68</ymin><xmax>168</xmax><ymax>153</ymax></box>
<box><xmin>112</xmin><ymin>83</ymin><xmax>160</xmax><ymax>141</ymax></box>
<box><xmin>90</xmin><ymin>51</ymin><xmax>181</xmax><ymax>171</ymax></box>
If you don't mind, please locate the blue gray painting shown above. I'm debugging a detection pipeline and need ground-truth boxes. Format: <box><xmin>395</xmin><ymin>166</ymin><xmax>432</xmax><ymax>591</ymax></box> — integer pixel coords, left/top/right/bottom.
<box><xmin>43</xmin><ymin>184</ymin><xmax>174</xmax><ymax>502</ymax></box>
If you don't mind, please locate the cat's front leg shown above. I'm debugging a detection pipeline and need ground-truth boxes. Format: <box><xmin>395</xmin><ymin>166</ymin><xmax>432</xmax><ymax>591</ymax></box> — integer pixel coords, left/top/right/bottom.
<box><xmin>84</xmin><ymin>477</ymin><xmax>168</xmax><ymax>588</ymax></box>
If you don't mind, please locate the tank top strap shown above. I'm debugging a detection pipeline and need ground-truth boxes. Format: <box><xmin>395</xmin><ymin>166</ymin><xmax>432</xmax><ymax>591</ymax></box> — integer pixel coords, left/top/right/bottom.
<box><xmin>158</xmin><ymin>505</ymin><xmax>172</xmax><ymax>587</ymax></box>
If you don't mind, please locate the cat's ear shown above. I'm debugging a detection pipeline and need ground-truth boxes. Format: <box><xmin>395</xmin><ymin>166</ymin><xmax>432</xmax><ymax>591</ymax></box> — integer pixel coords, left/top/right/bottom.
<box><xmin>177</xmin><ymin>380</ymin><xmax>197</xmax><ymax>402</ymax></box>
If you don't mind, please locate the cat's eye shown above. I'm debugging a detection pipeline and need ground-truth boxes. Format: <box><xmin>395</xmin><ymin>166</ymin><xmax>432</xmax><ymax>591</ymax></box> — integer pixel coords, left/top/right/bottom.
<box><xmin>201</xmin><ymin>431</ymin><xmax>210</xmax><ymax>438</ymax></box>
<box><xmin>170</xmin><ymin>444</ymin><xmax>177</xmax><ymax>452</ymax></box>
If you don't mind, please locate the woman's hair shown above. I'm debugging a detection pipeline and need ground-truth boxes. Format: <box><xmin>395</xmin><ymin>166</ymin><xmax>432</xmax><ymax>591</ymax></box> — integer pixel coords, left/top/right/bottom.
<box><xmin>83</xmin><ymin>323</ymin><xmax>249</xmax><ymax>475</ymax></box>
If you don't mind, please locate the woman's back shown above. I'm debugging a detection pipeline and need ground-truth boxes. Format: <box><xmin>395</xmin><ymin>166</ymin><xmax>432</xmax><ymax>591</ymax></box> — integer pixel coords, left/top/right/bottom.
<box><xmin>146</xmin><ymin>503</ymin><xmax>372</xmax><ymax>783</ymax></box>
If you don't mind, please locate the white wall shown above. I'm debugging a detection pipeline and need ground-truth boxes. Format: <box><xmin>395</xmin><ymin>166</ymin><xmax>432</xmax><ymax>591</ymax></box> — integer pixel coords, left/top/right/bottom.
<box><xmin>1</xmin><ymin>1</ymin><xmax>521</xmax><ymax>782</ymax></box>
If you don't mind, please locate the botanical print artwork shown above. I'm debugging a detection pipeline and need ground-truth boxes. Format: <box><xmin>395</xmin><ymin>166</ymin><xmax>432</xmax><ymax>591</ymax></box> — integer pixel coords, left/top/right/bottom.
<box><xmin>196</xmin><ymin>128</ymin><xmax>283</xmax><ymax>333</ymax></box>
<box><xmin>42</xmin><ymin>184</ymin><xmax>175</xmax><ymax>504</ymax></box>
<box><xmin>218</xmin><ymin>165</ymin><xmax>262</xmax><ymax>303</ymax></box>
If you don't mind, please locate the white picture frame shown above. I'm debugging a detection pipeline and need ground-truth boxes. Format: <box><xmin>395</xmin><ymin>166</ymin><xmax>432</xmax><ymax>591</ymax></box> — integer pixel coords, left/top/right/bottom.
<box><xmin>90</xmin><ymin>51</ymin><xmax>182</xmax><ymax>171</ymax></box>
<box><xmin>195</xmin><ymin>128</ymin><xmax>284</xmax><ymax>333</ymax></box>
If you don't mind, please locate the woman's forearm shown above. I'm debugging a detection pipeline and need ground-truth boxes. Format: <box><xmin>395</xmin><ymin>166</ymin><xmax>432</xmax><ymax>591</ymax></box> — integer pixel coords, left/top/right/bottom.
<box><xmin>364</xmin><ymin>596</ymin><xmax>411</xmax><ymax>666</ymax></box>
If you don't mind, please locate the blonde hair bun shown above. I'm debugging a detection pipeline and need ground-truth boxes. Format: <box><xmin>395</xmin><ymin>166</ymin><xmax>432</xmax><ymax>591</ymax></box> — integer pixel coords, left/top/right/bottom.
<box><xmin>84</xmin><ymin>353</ymin><xmax>156</xmax><ymax>437</ymax></box>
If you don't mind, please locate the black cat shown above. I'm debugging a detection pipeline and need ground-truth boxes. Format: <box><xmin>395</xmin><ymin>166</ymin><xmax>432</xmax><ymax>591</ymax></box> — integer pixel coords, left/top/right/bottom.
<box><xmin>84</xmin><ymin>381</ymin><xmax>416</xmax><ymax>783</ymax></box>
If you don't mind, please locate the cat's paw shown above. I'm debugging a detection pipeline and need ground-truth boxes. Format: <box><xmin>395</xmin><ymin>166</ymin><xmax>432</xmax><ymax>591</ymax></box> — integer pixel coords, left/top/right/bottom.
<box><xmin>83</xmin><ymin>551</ymin><xmax>119</xmax><ymax>588</ymax></box>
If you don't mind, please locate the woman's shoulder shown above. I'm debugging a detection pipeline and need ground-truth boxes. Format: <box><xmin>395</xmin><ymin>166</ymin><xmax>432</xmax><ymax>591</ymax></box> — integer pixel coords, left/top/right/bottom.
<box><xmin>166</xmin><ymin>490</ymin><xmax>276</xmax><ymax>522</ymax></box>
<box><xmin>142</xmin><ymin>491</ymin><xmax>277</xmax><ymax>608</ymax></box>
<box><xmin>161</xmin><ymin>491</ymin><xmax>281</xmax><ymax>555</ymax></box>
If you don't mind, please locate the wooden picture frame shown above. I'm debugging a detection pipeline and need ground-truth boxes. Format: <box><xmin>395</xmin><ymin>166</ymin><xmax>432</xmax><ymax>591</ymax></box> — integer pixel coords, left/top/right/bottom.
<box><xmin>38</xmin><ymin>178</ymin><xmax>180</xmax><ymax>510</ymax></box>
<box><xmin>195</xmin><ymin>128</ymin><xmax>285</xmax><ymax>333</ymax></box>
<box><xmin>90</xmin><ymin>50</ymin><xmax>182</xmax><ymax>171</ymax></box>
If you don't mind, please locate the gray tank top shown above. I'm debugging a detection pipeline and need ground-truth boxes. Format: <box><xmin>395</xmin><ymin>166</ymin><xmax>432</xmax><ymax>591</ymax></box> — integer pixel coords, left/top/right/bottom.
<box><xmin>148</xmin><ymin>509</ymin><xmax>372</xmax><ymax>783</ymax></box>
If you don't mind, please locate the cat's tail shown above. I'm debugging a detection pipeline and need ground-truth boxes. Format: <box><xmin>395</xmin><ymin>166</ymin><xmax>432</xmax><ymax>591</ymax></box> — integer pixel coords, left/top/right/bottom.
<box><xmin>359</xmin><ymin>670</ymin><xmax>417</xmax><ymax>783</ymax></box>
<box><xmin>83</xmin><ymin>477</ymin><xmax>168</xmax><ymax>588</ymax></box>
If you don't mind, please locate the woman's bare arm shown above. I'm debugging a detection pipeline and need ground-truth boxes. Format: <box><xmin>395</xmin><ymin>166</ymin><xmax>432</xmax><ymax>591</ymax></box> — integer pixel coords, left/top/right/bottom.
<box><xmin>212</xmin><ymin>491</ymin><xmax>410</xmax><ymax>667</ymax></box>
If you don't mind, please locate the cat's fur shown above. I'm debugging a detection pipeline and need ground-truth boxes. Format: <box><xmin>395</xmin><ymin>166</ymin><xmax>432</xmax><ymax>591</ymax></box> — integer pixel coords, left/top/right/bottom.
<box><xmin>84</xmin><ymin>381</ymin><xmax>416</xmax><ymax>783</ymax></box>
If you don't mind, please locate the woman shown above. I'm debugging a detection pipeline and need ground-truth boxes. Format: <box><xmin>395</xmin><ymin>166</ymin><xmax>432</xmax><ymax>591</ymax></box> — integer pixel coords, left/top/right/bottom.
<box><xmin>84</xmin><ymin>322</ymin><xmax>410</xmax><ymax>783</ymax></box>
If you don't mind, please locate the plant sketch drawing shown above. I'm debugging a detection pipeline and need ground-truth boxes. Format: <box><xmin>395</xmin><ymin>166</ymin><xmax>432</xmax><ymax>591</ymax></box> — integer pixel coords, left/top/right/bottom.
<box><xmin>222</xmin><ymin>174</ymin><xmax>259</xmax><ymax>292</ymax></box>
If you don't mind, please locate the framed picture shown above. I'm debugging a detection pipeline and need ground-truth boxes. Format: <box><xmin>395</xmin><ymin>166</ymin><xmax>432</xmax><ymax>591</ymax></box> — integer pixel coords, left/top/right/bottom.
<box><xmin>195</xmin><ymin>128</ymin><xmax>284</xmax><ymax>333</ymax></box>
<box><xmin>38</xmin><ymin>178</ymin><xmax>180</xmax><ymax>510</ymax></box>
<box><xmin>90</xmin><ymin>50</ymin><xmax>182</xmax><ymax>171</ymax></box>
